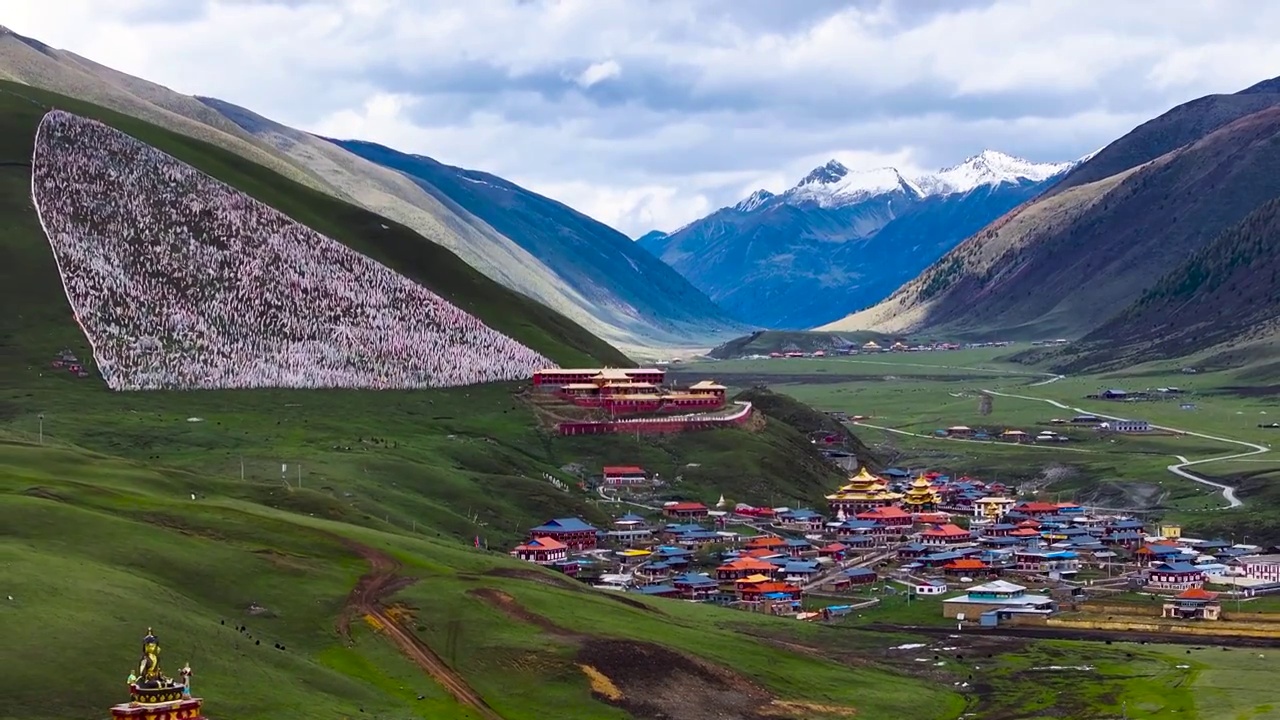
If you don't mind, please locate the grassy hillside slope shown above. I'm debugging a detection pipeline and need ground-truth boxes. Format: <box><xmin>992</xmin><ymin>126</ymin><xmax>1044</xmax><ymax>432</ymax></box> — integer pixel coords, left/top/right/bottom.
<box><xmin>824</xmin><ymin>103</ymin><xmax>1280</xmax><ymax>342</ymax></box>
<box><xmin>0</xmin><ymin>80</ymin><xmax>628</xmax><ymax>371</ymax></box>
<box><xmin>1053</xmin><ymin>197</ymin><xmax>1280</xmax><ymax>374</ymax></box>
<box><xmin>1</xmin><ymin>442</ymin><xmax>960</xmax><ymax>720</ymax></box>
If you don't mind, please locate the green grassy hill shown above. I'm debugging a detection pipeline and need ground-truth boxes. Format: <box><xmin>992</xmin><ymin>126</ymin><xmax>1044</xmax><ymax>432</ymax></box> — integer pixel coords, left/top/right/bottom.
<box><xmin>0</xmin><ymin>81</ymin><xmax>628</xmax><ymax>372</ymax></box>
<box><xmin>0</xmin><ymin>84</ymin><xmax>961</xmax><ymax>719</ymax></box>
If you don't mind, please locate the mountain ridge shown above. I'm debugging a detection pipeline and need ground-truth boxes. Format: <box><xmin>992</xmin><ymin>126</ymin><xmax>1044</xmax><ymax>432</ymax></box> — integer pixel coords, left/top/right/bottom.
<box><xmin>0</xmin><ymin>25</ymin><xmax>732</xmax><ymax>350</ymax></box>
<box><xmin>328</xmin><ymin>138</ymin><xmax>749</xmax><ymax>343</ymax></box>
<box><xmin>820</xmin><ymin>75</ymin><xmax>1280</xmax><ymax>357</ymax></box>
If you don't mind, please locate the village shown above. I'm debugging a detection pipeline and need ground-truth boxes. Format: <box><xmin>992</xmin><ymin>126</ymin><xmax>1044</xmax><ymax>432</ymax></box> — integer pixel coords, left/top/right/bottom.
<box><xmin>510</xmin><ymin>462</ymin><xmax>1280</xmax><ymax>635</ymax></box>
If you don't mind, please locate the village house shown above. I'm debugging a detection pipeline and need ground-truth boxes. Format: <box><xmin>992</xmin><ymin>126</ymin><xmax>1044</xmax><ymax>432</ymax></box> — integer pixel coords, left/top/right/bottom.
<box><xmin>737</xmin><ymin>578</ymin><xmax>804</xmax><ymax>603</ymax></box>
<box><xmin>1107</xmin><ymin>419</ymin><xmax>1151</xmax><ymax>433</ymax></box>
<box><xmin>1146</xmin><ymin>562</ymin><xmax>1206</xmax><ymax>591</ymax></box>
<box><xmin>527</xmin><ymin>517</ymin><xmax>599</xmax><ymax>550</ymax></box>
<box><xmin>782</xmin><ymin>538</ymin><xmax>814</xmax><ymax>558</ymax></box>
<box><xmin>1135</xmin><ymin>544</ymin><xmax>1188</xmax><ymax>566</ymax></box>
<box><xmin>633</xmin><ymin>584</ymin><xmax>681</xmax><ymax>599</ymax></box>
<box><xmin>606</xmin><ymin>514</ymin><xmax>653</xmax><ymax>546</ymax></box>
<box><xmin>817</xmin><ymin>542</ymin><xmax>849</xmax><ymax>560</ymax></box>
<box><xmin>1239</xmin><ymin>554</ymin><xmax>1280</xmax><ymax>582</ymax></box>
<box><xmin>829</xmin><ymin>519</ymin><xmax>882</xmax><ymax>543</ymax></box>
<box><xmin>602</xmin><ymin>465</ymin><xmax>650</xmax><ymax>487</ymax></box>
<box><xmin>663</xmin><ymin>501</ymin><xmax>710</xmax><ymax>520</ymax></box>
<box><xmin>1010</xmin><ymin>502</ymin><xmax>1060</xmax><ymax>518</ymax></box>
<box><xmin>942</xmin><ymin>557</ymin><xmax>992</xmax><ymax>577</ymax></box>
<box><xmin>776</xmin><ymin>508</ymin><xmax>825</xmax><ymax>531</ymax></box>
<box><xmin>510</xmin><ymin>537</ymin><xmax>568</xmax><ymax>565</ymax></box>
<box><xmin>908</xmin><ymin>579</ymin><xmax>949</xmax><ymax>596</ymax></box>
<box><xmin>920</xmin><ymin>523</ymin><xmax>976</xmax><ymax>547</ymax></box>
<box><xmin>1013</xmin><ymin>549</ymin><xmax>1080</xmax><ymax>577</ymax></box>
<box><xmin>856</xmin><ymin>505</ymin><xmax>915</xmax><ymax>528</ymax></box>
<box><xmin>843</xmin><ymin>567</ymin><xmax>878</xmax><ymax>586</ymax></box>
<box><xmin>671</xmin><ymin>573</ymin><xmax>719</xmax><ymax>601</ymax></box>
<box><xmin>1162</xmin><ymin>587</ymin><xmax>1222</xmax><ymax>620</ymax></box>
<box><xmin>897</xmin><ymin>542</ymin><xmax>932</xmax><ymax>560</ymax></box>
<box><xmin>715</xmin><ymin>557</ymin><xmax>777</xmax><ymax>590</ymax></box>
<box><xmin>942</xmin><ymin>580</ymin><xmax>1055</xmax><ymax>620</ymax></box>
<box><xmin>781</xmin><ymin>561</ymin><xmax>822</xmax><ymax>585</ymax></box>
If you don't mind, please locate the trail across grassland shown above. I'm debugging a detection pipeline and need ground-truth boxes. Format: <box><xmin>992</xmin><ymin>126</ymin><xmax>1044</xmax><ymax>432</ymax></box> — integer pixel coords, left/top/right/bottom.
<box><xmin>337</xmin><ymin>539</ymin><xmax>503</xmax><ymax>720</ymax></box>
<box><xmin>983</xmin><ymin>389</ymin><xmax>1269</xmax><ymax>509</ymax></box>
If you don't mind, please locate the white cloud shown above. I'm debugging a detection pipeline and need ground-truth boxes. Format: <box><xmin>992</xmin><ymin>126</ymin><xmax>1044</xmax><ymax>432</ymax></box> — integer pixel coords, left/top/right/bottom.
<box><xmin>5</xmin><ymin>0</ymin><xmax>1280</xmax><ymax>236</ymax></box>
<box><xmin>575</xmin><ymin>59</ymin><xmax>621</xmax><ymax>88</ymax></box>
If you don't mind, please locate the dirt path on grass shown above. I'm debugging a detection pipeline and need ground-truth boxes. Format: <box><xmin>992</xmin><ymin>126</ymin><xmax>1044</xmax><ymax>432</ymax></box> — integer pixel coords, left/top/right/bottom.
<box><xmin>337</xmin><ymin>539</ymin><xmax>504</xmax><ymax>720</ymax></box>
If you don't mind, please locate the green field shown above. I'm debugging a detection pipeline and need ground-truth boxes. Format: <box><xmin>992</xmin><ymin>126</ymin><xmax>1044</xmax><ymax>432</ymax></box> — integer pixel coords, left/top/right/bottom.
<box><xmin>679</xmin><ymin>347</ymin><xmax>1278</xmax><ymax>544</ymax></box>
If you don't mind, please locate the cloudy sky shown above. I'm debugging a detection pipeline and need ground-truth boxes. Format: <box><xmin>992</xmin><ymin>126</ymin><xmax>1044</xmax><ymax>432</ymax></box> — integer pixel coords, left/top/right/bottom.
<box><xmin>8</xmin><ymin>0</ymin><xmax>1280</xmax><ymax>236</ymax></box>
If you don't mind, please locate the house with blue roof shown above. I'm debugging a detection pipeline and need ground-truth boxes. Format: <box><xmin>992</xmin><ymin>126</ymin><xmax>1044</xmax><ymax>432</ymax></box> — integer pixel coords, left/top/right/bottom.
<box><xmin>1147</xmin><ymin>561</ymin><xmax>1206</xmax><ymax>591</ymax></box>
<box><xmin>777</xmin><ymin>508</ymin><xmax>825</xmax><ymax>531</ymax></box>
<box><xmin>632</xmin><ymin>584</ymin><xmax>681</xmax><ymax>598</ymax></box>
<box><xmin>671</xmin><ymin>572</ymin><xmax>718</xmax><ymax>601</ymax></box>
<box><xmin>782</xmin><ymin>538</ymin><xmax>814</xmax><ymax>557</ymax></box>
<box><xmin>781</xmin><ymin>561</ymin><xmax>821</xmax><ymax>584</ymax></box>
<box><xmin>528</xmin><ymin>517</ymin><xmax>600</xmax><ymax>549</ymax></box>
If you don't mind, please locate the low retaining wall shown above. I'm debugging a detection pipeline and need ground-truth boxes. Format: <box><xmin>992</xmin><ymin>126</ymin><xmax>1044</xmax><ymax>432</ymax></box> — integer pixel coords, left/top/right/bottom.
<box><xmin>557</xmin><ymin>402</ymin><xmax>753</xmax><ymax>436</ymax></box>
<box><xmin>1047</xmin><ymin>616</ymin><xmax>1280</xmax><ymax>639</ymax></box>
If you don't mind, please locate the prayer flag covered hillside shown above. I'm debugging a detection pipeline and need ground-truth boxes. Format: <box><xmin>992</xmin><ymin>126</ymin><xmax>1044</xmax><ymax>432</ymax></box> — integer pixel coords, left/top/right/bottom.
<box><xmin>31</xmin><ymin>110</ymin><xmax>552</xmax><ymax>390</ymax></box>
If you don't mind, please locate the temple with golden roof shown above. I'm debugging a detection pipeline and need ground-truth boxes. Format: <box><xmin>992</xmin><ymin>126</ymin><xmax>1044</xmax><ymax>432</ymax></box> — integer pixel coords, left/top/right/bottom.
<box><xmin>901</xmin><ymin>474</ymin><xmax>942</xmax><ymax>512</ymax></box>
<box><xmin>826</xmin><ymin>468</ymin><xmax>903</xmax><ymax>514</ymax></box>
<box><xmin>111</xmin><ymin>628</ymin><xmax>206</xmax><ymax>720</ymax></box>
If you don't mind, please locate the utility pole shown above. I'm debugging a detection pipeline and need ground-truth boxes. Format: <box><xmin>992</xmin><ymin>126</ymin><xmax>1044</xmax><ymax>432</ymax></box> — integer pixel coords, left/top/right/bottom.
<box><xmin>240</xmin><ymin>456</ymin><xmax>245</xmax><ymax>481</ymax></box>
<box><xmin>298</xmin><ymin>464</ymin><xmax>302</xmax><ymax>488</ymax></box>
<box><xmin>37</xmin><ymin>413</ymin><xmax>44</xmax><ymax>445</ymax></box>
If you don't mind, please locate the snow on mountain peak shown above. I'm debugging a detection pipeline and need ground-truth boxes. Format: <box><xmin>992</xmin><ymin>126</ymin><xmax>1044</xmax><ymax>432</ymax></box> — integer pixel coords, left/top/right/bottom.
<box><xmin>915</xmin><ymin>150</ymin><xmax>1075</xmax><ymax>196</ymax></box>
<box><xmin>798</xmin><ymin>160</ymin><xmax>849</xmax><ymax>187</ymax></box>
<box><xmin>733</xmin><ymin>189</ymin><xmax>776</xmax><ymax>212</ymax></box>
<box><xmin>789</xmin><ymin>162</ymin><xmax>920</xmax><ymax>208</ymax></box>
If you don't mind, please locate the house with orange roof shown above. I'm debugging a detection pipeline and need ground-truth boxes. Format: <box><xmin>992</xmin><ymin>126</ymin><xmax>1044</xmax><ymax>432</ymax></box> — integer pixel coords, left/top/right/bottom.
<box><xmin>817</xmin><ymin>542</ymin><xmax>848</xmax><ymax>559</ymax></box>
<box><xmin>663</xmin><ymin>501</ymin><xmax>710</xmax><ymax>519</ymax></box>
<box><xmin>942</xmin><ymin>557</ymin><xmax>992</xmax><ymax>576</ymax></box>
<box><xmin>510</xmin><ymin>537</ymin><xmax>568</xmax><ymax>565</ymax></box>
<box><xmin>1161</xmin><ymin>587</ymin><xmax>1221</xmax><ymax>620</ymax></box>
<box><xmin>1011</xmin><ymin>502</ymin><xmax>1059</xmax><ymax>517</ymax></box>
<box><xmin>738</xmin><ymin>580</ymin><xmax>804</xmax><ymax>603</ymax></box>
<box><xmin>715</xmin><ymin>558</ymin><xmax>777</xmax><ymax>589</ymax></box>
<box><xmin>744</xmin><ymin>535</ymin><xmax>787</xmax><ymax>551</ymax></box>
<box><xmin>920</xmin><ymin>523</ymin><xmax>975</xmax><ymax>546</ymax></box>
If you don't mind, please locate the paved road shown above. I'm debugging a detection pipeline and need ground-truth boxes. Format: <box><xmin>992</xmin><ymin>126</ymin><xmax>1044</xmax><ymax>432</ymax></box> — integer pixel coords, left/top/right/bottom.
<box><xmin>983</xmin><ymin>389</ymin><xmax>1269</xmax><ymax>509</ymax></box>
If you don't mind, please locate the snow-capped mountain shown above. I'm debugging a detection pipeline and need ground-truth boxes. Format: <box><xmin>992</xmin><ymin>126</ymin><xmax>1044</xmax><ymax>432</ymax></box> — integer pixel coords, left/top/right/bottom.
<box><xmin>914</xmin><ymin>150</ymin><xmax>1076</xmax><ymax>196</ymax></box>
<box><xmin>638</xmin><ymin>149</ymin><xmax>1079</xmax><ymax>329</ymax></box>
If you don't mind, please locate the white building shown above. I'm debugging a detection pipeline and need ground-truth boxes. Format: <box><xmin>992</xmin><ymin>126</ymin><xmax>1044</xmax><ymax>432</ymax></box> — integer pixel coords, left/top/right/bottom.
<box><xmin>1240</xmin><ymin>554</ymin><xmax>1280</xmax><ymax>582</ymax></box>
<box><xmin>1108</xmin><ymin>419</ymin><xmax>1150</xmax><ymax>433</ymax></box>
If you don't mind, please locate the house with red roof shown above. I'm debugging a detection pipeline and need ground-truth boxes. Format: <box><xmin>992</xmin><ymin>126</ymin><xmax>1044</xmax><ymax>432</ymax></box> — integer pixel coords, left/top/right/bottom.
<box><xmin>920</xmin><ymin>523</ymin><xmax>976</xmax><ymax>546</ymax></box>
<box><xmin>602</xmin><ymin>465</ymin><xmax>650</xmax><ymax>486</ymax></box>
<box><xmin>856</xmin><ymin>506</ymin><xmax>914</xmax><ymax>528</ymax></box>
<box><xmin>817</xmin><ymin>542</ymin><xmax>849</xmax><ymax>560</ymax></box>
<box><xmin>1012</xmin><ymin>502</ymin><xmax>1060</xmax><ymax>517</ymax></box>
<box><xmin>511</xmin><ymin>537</ymin><xmax>568</xmax><ymax>565</ymax></box>
<box><xmin>1161</xmin><ymin>587</ymin><xmax>1221</xmax><ymax>620</ymax></box>
<box><xmin>737</xmin><ymin>580</ymin><xmax>804</xmax><ymax>603</ymax></box>
<box><xmin>663</xmin><ymin>501</ymin><xmax>709</xmax><ymax>520</ymax></box>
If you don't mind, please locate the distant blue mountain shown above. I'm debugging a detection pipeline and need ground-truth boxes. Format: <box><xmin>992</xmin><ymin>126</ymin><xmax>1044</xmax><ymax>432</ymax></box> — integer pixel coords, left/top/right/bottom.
<box><xmin>641</xmin><ymin>151</ymin><xmax>1077</xmax><ymax>329</ymax></box>
<box><xmin>330</xmin><ymin>139</ymin><xmax>749</xmax><ymax>343</ymax></box>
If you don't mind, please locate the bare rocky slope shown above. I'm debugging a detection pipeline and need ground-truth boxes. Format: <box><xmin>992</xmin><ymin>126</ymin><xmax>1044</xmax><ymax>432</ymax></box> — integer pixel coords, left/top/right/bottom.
<box><xmin>822</xmin><ymin>76</ymin><xmax>1280</xmax><ymax>348</ymax></box>
<box><xmin>0</xmin><ymin>25</ymin><xmax>734</xmax><ymax>349</ymax></box>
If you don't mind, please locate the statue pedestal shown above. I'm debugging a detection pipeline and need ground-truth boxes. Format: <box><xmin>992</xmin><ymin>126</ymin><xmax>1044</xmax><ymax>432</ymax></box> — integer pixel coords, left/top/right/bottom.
<box><xmin>110</xmin><ymin>697</ymin><xmax>205</xmax><ymax>720</ymax></box>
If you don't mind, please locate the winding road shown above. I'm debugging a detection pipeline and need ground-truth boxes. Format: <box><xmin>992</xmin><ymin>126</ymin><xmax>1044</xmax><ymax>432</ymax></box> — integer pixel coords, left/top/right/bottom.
<box><xmin>982</xmin><ymin>389</ymin><xmax>1269</xmax><ymax>509</ymax></box>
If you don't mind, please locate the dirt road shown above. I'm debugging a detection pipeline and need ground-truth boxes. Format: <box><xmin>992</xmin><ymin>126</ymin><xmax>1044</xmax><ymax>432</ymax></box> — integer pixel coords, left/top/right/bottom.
<box><xmin>337</xmin><ymin>539</ymin><xmax>504</xmax><ymax>720</ymax></box>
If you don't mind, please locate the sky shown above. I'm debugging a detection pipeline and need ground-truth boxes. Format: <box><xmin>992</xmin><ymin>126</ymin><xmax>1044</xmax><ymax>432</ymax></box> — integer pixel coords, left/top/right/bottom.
<box><xmin>7</xmin><ymin>0</ymin><xmax>1280</xmax><ymax>237</ymax></box>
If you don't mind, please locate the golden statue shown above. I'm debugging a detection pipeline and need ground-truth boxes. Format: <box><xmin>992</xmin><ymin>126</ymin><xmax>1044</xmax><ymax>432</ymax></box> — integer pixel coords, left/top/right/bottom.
<box><xmin>135</xmin><ymin>628</ymin><xmax>170</xmax><ymax>688</ymax></box>
<box><xmin>113</xmin><ymin>627</ymin><xmax>205</xmax><ymax>718</ymax></box>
